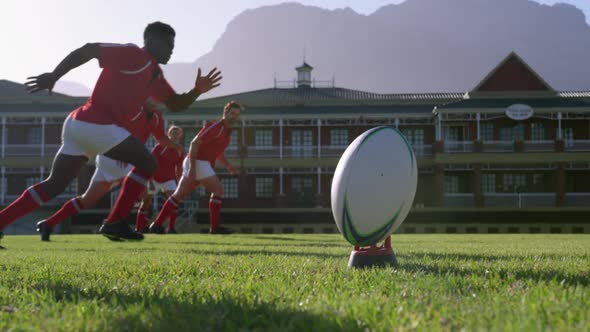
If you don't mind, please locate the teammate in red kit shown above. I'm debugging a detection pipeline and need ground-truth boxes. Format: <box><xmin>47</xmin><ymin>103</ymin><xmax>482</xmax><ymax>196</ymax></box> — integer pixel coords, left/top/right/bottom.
<box><xmin>135</xmin><ymin>126</ymin><xmax>185</xmax><ymax>234</ymax></box>
<box><xmin>35</xmin><ymin>105</ymin><xmax>182</xmax><ymax>241</ymax></box>
<box><xmin>0</xmin><ymin>22</ymin><xmax>221</xmax><ymax>247</ymax></box>
<box><xmin>149</xmin><ymin>101</ymin><xmax>242</xmax><ymax>235</ymax></box>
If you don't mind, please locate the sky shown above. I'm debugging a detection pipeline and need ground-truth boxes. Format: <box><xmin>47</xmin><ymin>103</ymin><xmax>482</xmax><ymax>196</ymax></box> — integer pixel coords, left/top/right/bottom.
<box><xmin>1</xmin><ymin>0</ymin><xmax>588</xmax><ymax>90</ymax></box>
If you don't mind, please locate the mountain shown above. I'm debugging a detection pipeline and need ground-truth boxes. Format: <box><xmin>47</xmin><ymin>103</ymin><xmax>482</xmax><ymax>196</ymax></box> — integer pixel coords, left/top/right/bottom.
<box><xmin>0</xmin><ymin>80</ymin><xmax>70</xmax><ymax>99</ymax></box>
<box><xmin>162</xmin><ymin>0</ymin><xmax>590</xmax><ymax>97</ymax></box>
<box><xmin>53</xmin><ymin>80</ymin><xmax>92</xmax><ymax>97</ymax></box>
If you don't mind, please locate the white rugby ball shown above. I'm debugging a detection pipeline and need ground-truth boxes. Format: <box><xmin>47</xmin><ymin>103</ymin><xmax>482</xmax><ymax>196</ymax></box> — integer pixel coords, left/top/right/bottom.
<box><xmin>331</xmin><ymin>126</ymin><xmax>417</xmax><ymax>246</ymax></box>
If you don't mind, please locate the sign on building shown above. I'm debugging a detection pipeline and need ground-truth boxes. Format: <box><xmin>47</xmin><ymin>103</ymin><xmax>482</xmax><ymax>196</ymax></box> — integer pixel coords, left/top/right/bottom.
<box><xmin>505</xmin><ymin>104</ymin><xmax>534</xmax><ymax>120</ymax></box>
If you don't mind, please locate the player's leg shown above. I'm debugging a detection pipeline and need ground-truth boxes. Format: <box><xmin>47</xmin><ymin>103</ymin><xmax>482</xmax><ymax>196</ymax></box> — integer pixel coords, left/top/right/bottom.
<box><xmin>150</xmin><ymin>176</ymin><xmax>198</xmax><ymax>234</ymax></box>
<box><xmin>37</xmin><ymin>178</ymin><xmax>112</xmax><ymax>241</ymax></box>
<box><xmin>162</xmin><ymin>190</ymin><xmax>178</xmax><ymax>233</ymax></box>
<box><xmin>98</xmin><ymin>136</ymin><xmax>157</xmax><ymax>240</ymax></box>
<box><xmin>0</xmin><ymin>114</ymin><xmax>123</xmax><ymax>245</ymax></box>
<box><xmin>136</xmin><ymin>192</ymin><xmax>153</xmax><ymax>233</ymax></box>
<box><xmin>102</xmin><ymin>135</ymin><xmax>157</xmax><ymax>221</ymax></box>
<box><xmin>37</xmin><ymin>155</ymin><xmax>124</xmax><ymax>241</ymax></box>
<box><xmin>199</xmin><ymin>175</ymin><xmax>232</xmax><ymax>234</ymax></box>
<box><xmin>0</xmin><ymin>152</ymin><xmax>88</xmax><ymax>239</ymax></box>
<box><xmin>156</xmin><ymin>179</ymin><xmax>180</xmax><ymax>233</ymax></box>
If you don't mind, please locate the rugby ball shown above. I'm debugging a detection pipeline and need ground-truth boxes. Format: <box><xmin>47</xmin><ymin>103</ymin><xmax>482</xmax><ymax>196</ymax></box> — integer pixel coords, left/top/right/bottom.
<box><xmin>331</xmin><ymin>126</ymin><xmax>417</xmax><ymax>246</ymax></box>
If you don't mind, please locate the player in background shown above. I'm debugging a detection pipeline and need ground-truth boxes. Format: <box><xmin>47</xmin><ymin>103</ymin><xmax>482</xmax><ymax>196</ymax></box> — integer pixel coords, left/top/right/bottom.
<box><xmin>0</xmin><ymin>21</ymin><xmax>221</xmax><ymax>247</ymax></box>
<box><xmin>149</xmin><ymin>101</ymin><xmax>243</xmax><ymax>235</ymax></box>
<box><xmin>135</xmin><ymin>126</ymin><xmax>185</xmax><ymax>234</ymax></box>
<box><xmin>36</xmin><ymin>106</ymin><xmax>182</xmax><ymax>241</ymax></box>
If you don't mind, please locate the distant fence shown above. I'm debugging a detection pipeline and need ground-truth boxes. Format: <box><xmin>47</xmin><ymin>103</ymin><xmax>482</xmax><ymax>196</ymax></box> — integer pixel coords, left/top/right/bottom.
<box><xmin>64</xmin><ymin>208</ymin><xmax>590</xmax><ymax>235</ymax></box>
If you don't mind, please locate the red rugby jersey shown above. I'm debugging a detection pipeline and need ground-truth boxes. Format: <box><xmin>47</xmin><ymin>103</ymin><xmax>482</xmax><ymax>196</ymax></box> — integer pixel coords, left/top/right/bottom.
<box><xmin>70</xmin><ymin>43</ymin><xmax>175</xmax><ymax>128</ymax></box>
<box><xmin>152</xmin><ymin>143</ymin><xmax>184</xmax><ymax>182</ymax></box>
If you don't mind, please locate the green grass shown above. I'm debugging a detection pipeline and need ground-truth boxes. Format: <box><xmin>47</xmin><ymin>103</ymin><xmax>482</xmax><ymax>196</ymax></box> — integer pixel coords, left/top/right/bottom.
<box><xmin>0</xmin><ymin>234</ymin><xmax>588</xmax><ymax>331</ymax></box>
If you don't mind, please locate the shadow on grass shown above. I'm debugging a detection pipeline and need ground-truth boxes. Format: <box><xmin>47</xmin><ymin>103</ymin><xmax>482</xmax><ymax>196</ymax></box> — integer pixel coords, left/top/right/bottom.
<box><xmin>397</xmin><ymin>252</ymin><xmax>589</xmax><ymax>262</ymax></box>
<box><xmin>396</xmin><ymin>252</ymin><xmax>589</xmax><ymax>286</ymax></box>
<box><xmin>168</xmin><ymin>240</ymin><xmax>346</xmax><ymax>249</ymax></box>
<box><xmin>26</xmin><ymin>281</ymin><xmax>360</xmax><ymax>332</ymax></box>
<box><xmin>167</xmin><ymin>248</ymin><xmax>346</xmax><ymax>259</ymax></box>
<box><xmin>17</xmin><ymin>246</ymin><xmax>348</xmax><ymax>260</ymax></box>
<box><xmin>247</xmin><ymin>235</ymin><xmax>342</xmax><ymax>243</ymax></box>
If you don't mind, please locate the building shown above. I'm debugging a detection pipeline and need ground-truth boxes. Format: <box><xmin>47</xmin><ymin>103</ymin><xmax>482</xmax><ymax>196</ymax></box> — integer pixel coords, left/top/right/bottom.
<box><xmin>0</xmin><ymin>52</ymin><xmax>589</xmax><ymax>234</ymax></box>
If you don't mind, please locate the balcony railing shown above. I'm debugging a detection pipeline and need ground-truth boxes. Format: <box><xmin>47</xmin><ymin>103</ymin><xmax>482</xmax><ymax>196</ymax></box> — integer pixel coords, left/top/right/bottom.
<box><xmin>4</xmin><ymin>145</ymin><xmax>43</xmax><ymax>156</ymax></box>
<box><xmin>283</xmin><ymin>146</ymin><xmax>317</xmax><ymax>158</ymax></box>
<box><xmin>224</xmin><ymin>147</ymin><xmax>239</xmax><ymax>158</ymax></box>
<box><xmin>565</xmin><ymin>193</ymin><xmax>590</xmax><ymax>207</ymax></box>
<box><xmin>564</xmin><ymin>140</ymin><xmax>590</xmax><ymax>152</ymax></box>
<box><xmin>523</xmin><ymin>140</ymin><xmax>554</xmax><ymax>152</ymax></box>
<box><xmin>445</xmin><ymin>193</ymin><xmax>474</xmax><ymax>207</ymax></box>
<box><xmin>3</xmin><ymin>192</ymin><xmax>75</xmax><ymax>205</ymax></box>
<box><xmin>484</xmin><ymin>193</ymin><xmax>555</xmax><ymax>208</ymax></box>
<box><xmin>246</xmin><ymin>146</ymin><xmax>319</xmax><ymax>158</ymax></box>
<box><xmin>1</xmin><ymin>139</ymin><xmax>588</xmax><ymax>159</ymax></box>
<box><xmin>444</xmin><ymin>141</ymin><xmax>473</xmax><ymax>153</ymax></box>
<box><xmin>320</xmin><ymin>145</ymin><xmax>347</xmax><ymax>157</ymax></box>
<box><xmin>412</xmin><ymin>144</ymin><xmax>432</xmax><ymax>156</ymax></box>
<box><xmin>2</xmin><ymin>144</ymin><xmax>61</xmax><ymax>157</ymax></box>
<box><xmin>246</xmin><ymin>146</ymin><xmax>281</xmax><ymax>158</ymax></box>
<box><xmin>482</xmin><ymin>140</ymin><xmax>513</xmax><ymax>153</ymax></box>
<box><xmin>45</xmin><ymin>144</ymin><xmax>61</xmax><ymax>155</ymax></box>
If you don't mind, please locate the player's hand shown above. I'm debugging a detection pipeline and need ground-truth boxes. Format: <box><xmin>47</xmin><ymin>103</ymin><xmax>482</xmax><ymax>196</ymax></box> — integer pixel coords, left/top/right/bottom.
<box><xmin>25</xmin><ymin>72</ymin><xmax>58</xmax><ymax>95</ymax></box>
<box><xmin>194</xmin><ymin>68</ymin><xmax>222</xmax><ymax>94</ymax></box>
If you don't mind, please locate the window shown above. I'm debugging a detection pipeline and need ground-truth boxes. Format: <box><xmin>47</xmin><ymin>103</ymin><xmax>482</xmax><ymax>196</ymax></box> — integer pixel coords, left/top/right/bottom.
<box><xmin>224</xmin><ymin>131</ymin><xmax>239</xmax><ymax>157</ymax></box>
<box><xmin>482</xmin><ymin>174</ymin><xmax>496</xmax><ymax>193</ymax></box>
<box><xmin>183</xmin><ymin>128</ymin><xmax>199</xmax><ymax>147</ymax></box>
<box><xmin>513</xmin><ymin>124</ymin><xmax>525</xmax><ymax>141</ymax></box>
<box><xmin>500</xmin><ymin>128</ymin><xmax>513</xmax><ymax>141</ymax></box>
<box><xmin>0</xmin><ymin>175</ymin><xmax>5</xmax><ymax>201</ymax></box>
<box><xmin>291</xmin><ymin>129</ymin><xmax>314</xmax><ymax>158</ymax></box>
<box><xmin>221</xmin><ymin>177</ymin><xmax>238</xmax><ymax>198</ymax></box>
<box><xmin>444</xmin><ymin>175</ymin><xmax>460</xmax><ymax>193</ymax></box>
<box><xmin>500</xmin><ymin>124</ymin><xmax>524</xmax><ymax>141</ymax></box>
<box><xmin>531</xmin><ymin>174</ymin><xmax>544</xmax><ymax>192</ymax></box>
<box><xmin>255</xmin><ymin>177</ymin><xmax>274</xmax><ymax>198</ymax></box>
<box><xmin>502</xmin><ymin>174</ymin><xmax>526</xmax><ymax>192</ymax></box>
<box><xmin>330</xmin><ymin>128</ymin><xmax>348</xmax><ymax>146</ymax></box>
<box><xmin>63</xmin><ymin>181</ymin><xmax>78</xmax><ymax>196</ymax></box>
<box><xmin>291</xmin><ymin>176</ymin><xmax>313</xmax><ymax>194</ymax></box>
<box><xmin>402</xmin><ymin>128</ymin><xmax>424</xmax><ymax>145</ymax></box>
<box><xmin>563</xmin><ymin>128</ymin><xmax>574</xmax><ymax>148</ymax></box>
<box><xmin>530</xmin><ymin>123</ymin><xmax>546</xmax><ymax>141</ymax></box>
<box><xmin>255</xmin><ymin>129</ymin><xmax>273</xmax><ymax>149</ymax></box>
<box><xmin>298</xmin><ymin>71</ymin><xmax>311</xmax><ymax>82</ymax></box>
<box><xmin>228</xmin><ymin>131</ymin><xmax>238</xmax><ymax>149</ymax></box>
<box><xmin>26</xmin><ymin>175</ymin><xmax>42</xmax><ymax>188</ymax></box>
<box><xmin>480</xmin><ymin>123</ymin><xmax>494</xmax><ymax>141</ymax></box>
<box><xmin>444</xmin><ymin>126</ymin><xmax>465</xmax><ymax>141</ymax></box>
<box><xmin>27</xmin><ymin>127</ymin><xmax>42</xmax><ymax>145</ymax></box>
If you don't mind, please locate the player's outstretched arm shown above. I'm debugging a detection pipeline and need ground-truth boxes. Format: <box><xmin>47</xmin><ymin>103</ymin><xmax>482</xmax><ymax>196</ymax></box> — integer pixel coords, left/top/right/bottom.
<box><xmin>156</xmin><ymin>135</ymin><xmax>184</xmax><ymax>153</ymax></box>
<box><xmin>164</xmin><ymin>68</ymin><xmax>222</xmax><ymax>112</ymax></box>
<box><xmin>25</xmin><ymin>43</ymin><xmax>99</xmax><ymax>95</ymax></box>
<box><xmin>217</xmin><ymin>154</ymin><xmax>236</xmax><ymax>175</ymax></box>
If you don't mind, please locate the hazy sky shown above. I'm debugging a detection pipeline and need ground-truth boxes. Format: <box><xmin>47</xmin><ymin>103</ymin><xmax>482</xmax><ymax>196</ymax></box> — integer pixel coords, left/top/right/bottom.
<box><xmin>1</xmin><ymin>0</ymin><xmax>588</xmax><ymax>89</ymax></box>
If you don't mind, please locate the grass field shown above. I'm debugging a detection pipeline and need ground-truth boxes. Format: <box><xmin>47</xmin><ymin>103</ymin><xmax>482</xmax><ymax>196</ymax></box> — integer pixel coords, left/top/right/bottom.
<box><xmin>0</xmin><ymin>234</ymin><xmax>588</xmax><ymax>331</ymax></box>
